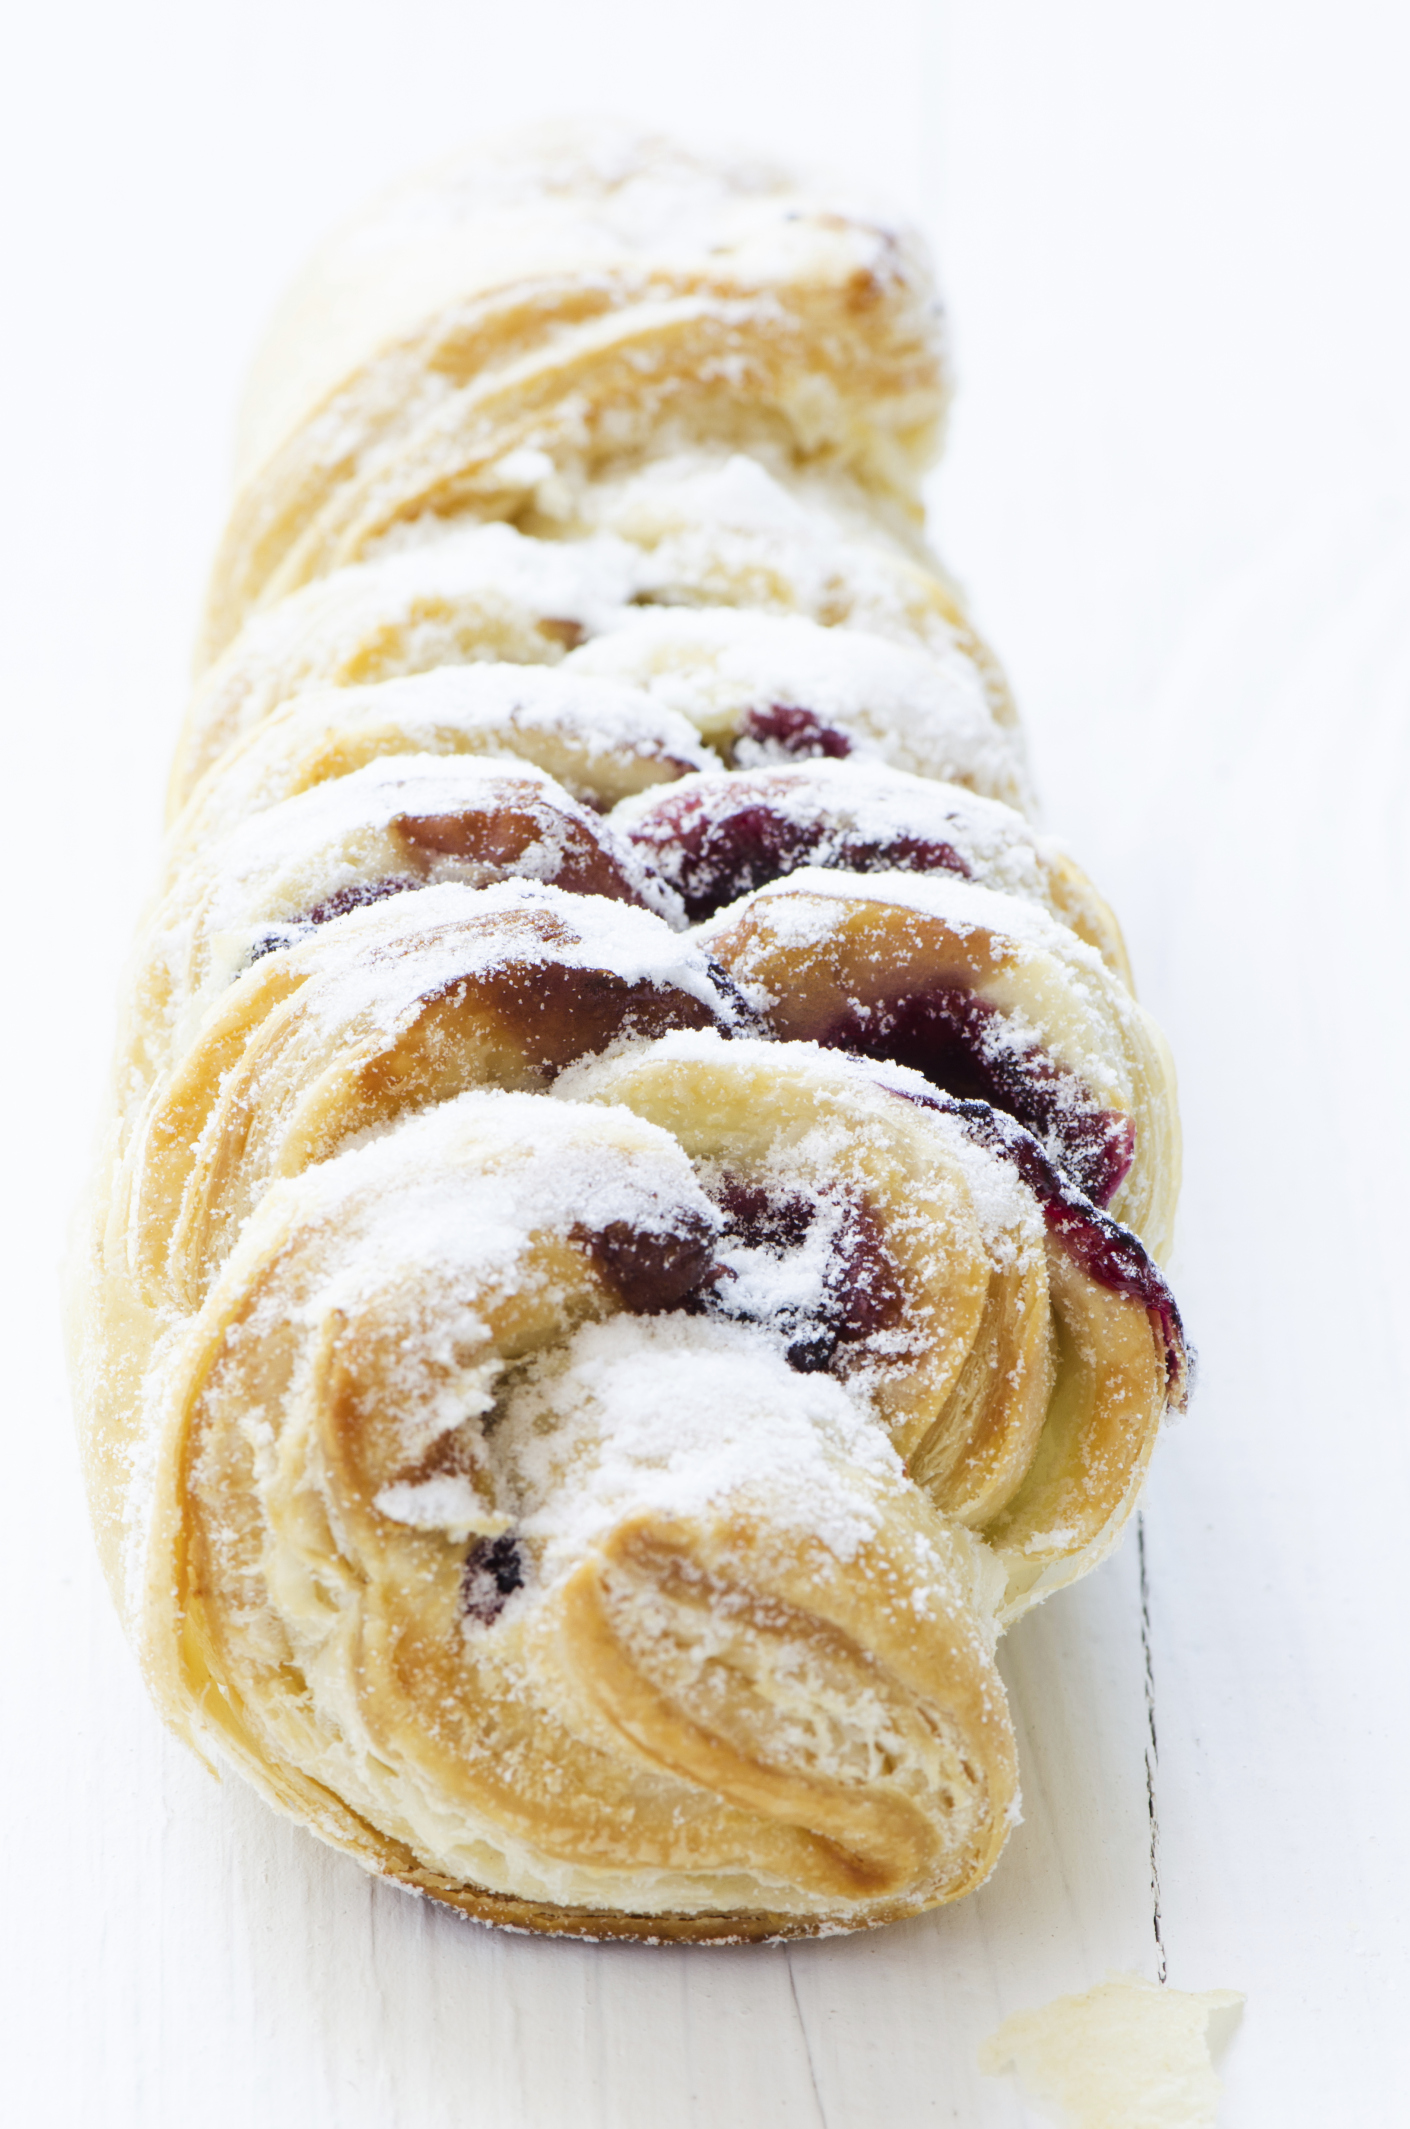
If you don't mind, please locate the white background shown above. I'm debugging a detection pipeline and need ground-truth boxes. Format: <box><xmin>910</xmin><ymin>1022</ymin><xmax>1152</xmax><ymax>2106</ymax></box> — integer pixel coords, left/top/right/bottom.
<box><xmin>3</xmin><ymin>3</ymin><xmax>1408</xmax><ymax>2122</ymax></box>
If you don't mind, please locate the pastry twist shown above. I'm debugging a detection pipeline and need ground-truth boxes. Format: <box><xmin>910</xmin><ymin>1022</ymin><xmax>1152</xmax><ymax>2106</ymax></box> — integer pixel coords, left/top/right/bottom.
<box><xmin>70</xmin><ymin>122</ymin><xmax>1186</xmax><ymax>1940</ymax></box>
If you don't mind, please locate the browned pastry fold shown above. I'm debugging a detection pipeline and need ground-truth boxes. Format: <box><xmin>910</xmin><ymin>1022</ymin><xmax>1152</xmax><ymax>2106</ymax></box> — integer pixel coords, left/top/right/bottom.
<box><xmin>203</xmin><ymin>127</ymin><xmax>950</xmax><ymax>659</ymax></box>
<box><xmin>113</xmin><ymin>1040</ymin><xmax>1181</xmax><ymax>1933</ymax></box>
<box><xmin>123</xmin><ymin>754</ymin><xmax>686</xmax><ymax>1114</ymax></box>
<box><xmin>563</xmin><ymin>1036</ymin><xmax>1185</xmax><ymax>1609</ymax></box>
<box><xmin>172</xmin><ymin>497</ymin><xmax>1021</xmax><ymax>817</ymax></box>
<box><xmin>165</xmin><ymin>663</ymin><xmax>717</xmax><ymax>879</ymax></box>
<box><xmin>133</xmin><ymin>1092</ymin><xmax>1019</xmax><ymax>1932</ymax></box>
<box><xmin>698</xmin><ymin>869</ymin><xmax>1180</xmax><ymax>1260</ymax></box>
<box><xmin>612</xmin><ymin>756</ymin><xmax>1129</xmax><ymax>974</ymax></box>
<box><xmin>112</xmin><ymin>880</ymin><xmax>749</xmax><ymax>1314</ymax></box>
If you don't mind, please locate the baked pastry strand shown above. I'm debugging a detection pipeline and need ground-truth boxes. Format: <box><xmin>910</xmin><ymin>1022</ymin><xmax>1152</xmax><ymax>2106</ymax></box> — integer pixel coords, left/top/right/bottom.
<box><xmin>125</xmin><ymin>754</ymin><xmax>687</xmax><ymax>1106</ymax></box>
<box><xmin>613</xmin><ymin>755</ymin><xmax>1129</xmax><ymax>973</ymax></box>
<box><xmin>699</xmin><ymin>869</ymin><xmax>1179</xmax><ymax>1258</ymax></box>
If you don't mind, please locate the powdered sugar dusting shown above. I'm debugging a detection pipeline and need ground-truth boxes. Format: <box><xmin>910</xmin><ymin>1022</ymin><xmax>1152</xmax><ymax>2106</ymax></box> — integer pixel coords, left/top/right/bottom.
<box><xmin>374</xmin><ymin>1471</ymin><xmax>508</xmax><ymax>1539</ymax></box>
<box><xmin>563</xmin><ymin>1028</ymin><xmax>1044</xmax><ymax>1269</ymax></box>
<box><xmin>565</xmin><ymin>605</ymin><xmax>1020</xmax><ymax>793</ymax></box>
<box><xmin>503</xmin><ymin>1314</ymin><xmax>900</xmax><ymax>1578</ymax></box>
<box><xmin>270</xmin><ymin>877</ymin><xmax>742</xmax><ymax>1043</ymax></box>
<box><xmin>173</xmin><ymin>750</ymin><xmax>682</xmax><ymax>962</ymax></box>
<box><xmin>611</xmin><ymin>759</ymin><xmax>1063</xmax><ymax>923</ymax></box>
<box><xmin>718</xmin><ymin>864</ymin><xmax>1104</xmax><ymax>962</ymax></box>
<box><xmin>253</xmin><ymin>1089</ymin><xmax>719</xmax><ymax>1444</ymax></box>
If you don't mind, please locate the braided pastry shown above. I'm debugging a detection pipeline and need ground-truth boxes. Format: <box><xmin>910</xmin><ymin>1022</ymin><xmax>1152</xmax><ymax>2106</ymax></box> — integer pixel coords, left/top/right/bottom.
<box><xmin>70</xmin><ymin>121</ymin><xmax>1187</xmax><ymax>1941</ymax></box>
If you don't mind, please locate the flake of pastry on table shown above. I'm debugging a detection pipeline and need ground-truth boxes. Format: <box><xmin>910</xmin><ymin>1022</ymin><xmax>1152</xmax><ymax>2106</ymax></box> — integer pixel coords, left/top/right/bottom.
<box><xmin>67</xmin><ymin>119</ymin><xmax>1188</xmax><ymax>1943</ymax></box>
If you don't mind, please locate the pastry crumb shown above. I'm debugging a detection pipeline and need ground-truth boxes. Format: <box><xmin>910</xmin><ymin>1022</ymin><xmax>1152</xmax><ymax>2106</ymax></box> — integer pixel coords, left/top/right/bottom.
<box><xmin>979</xmin><ymin>1972</ymin><xmax>1244</xmax><ymax>2128</ymax></box>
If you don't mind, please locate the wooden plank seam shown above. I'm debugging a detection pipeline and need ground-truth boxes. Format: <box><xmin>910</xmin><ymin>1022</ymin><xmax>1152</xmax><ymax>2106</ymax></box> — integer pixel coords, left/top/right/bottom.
<box><xmin>1137</xmin><ymin>1512</ymin><xmax>1167</xmax><ymax>1986</ymax></box>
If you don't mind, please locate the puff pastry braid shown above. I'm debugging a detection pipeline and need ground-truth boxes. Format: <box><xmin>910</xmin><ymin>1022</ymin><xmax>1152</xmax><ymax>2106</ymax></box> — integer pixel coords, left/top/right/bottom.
<box><xmin>70</xmin><ymin>121</ymin><xmax>1186</xmax><ymax>1941</ymax></box>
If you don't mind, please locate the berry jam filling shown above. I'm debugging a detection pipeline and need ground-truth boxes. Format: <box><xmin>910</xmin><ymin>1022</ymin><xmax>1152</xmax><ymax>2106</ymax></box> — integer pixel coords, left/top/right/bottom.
<box><xmin>734</xmin><ymin>704</ymin><xmax>854</xmax><ymax>763</ymax></box>
<box><xmin>816</xmin><ymin>986</ymin><xmax>1135</xmax><ymax>1211</ymax></box>
<box><xmin>461</xmin><ymin>1532</ymin><xmax>525</xmax><ymax>1625</ymax></box>
<box><xmin>696</xmin><ymin>1176</ymin><xmax>904</xmax><ymax>1373</ymax></box>
<box><xmin>572</xmin><ymin>1210</ymin><xmax>723</xmax><ymax>1315</ymax></box>
<box><xmin>625</xmin><ymin>784</ymin><xmax>974</xmax><ymax>921</ymax></box>
<box><xmin>571</xmin><ymin>1177</ymin><xmax>903</xmax><ymax>1373</ymax></box>
<box><xmin>885</xmin><ymin>1082</ymin><xmax>1187</xmax><ymax>1402</ymax></box>
<box><xmin>248</xmin><ymin>875</ymin><xmax>421</xmax><ymax>960</ymax></box>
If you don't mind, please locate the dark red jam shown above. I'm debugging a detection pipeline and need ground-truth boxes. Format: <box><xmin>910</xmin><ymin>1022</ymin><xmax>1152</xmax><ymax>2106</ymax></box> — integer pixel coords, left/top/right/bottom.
<box><xmin>572</xmin><ymin>1210</ymin><xmax>723</xmax><ymax>1315</ymax></box>
<box><xmin>735</xmin><ymin>704</ymin><xmax>855</xmax><ymax>761</ymax></box>
<box><xmin>814</xmin><ymin>985</ymin><xmax>1135</xmax><ymax>1211</ymax></box>
<box><xmin>461</xmin><ymin>1533</ymin><xmax>525</xmax><ymax>1625</ymax></box>
<box><xmin>568</xmin><ymin>1172</ymin><xmax>904</xmax><ymax>1375</ymax></box>
<box><xmin>248</xmin><ymin>875</ymin><xmax>422</xmax><ymax>961</ymax></box>
<box><xmin>884</xmin><ymin>1080</ymin><xmax>1188</xmax><ymax>1403</ymax></box>
<box><xmin>699</xmin><ymin>1175</ymin><xmax>904</xmax><ymax>1373</ymax></box>
<box><xmin>624</xmin><ymin>777</ymin><xmax>975</xmax><ymax>921</ymax></box>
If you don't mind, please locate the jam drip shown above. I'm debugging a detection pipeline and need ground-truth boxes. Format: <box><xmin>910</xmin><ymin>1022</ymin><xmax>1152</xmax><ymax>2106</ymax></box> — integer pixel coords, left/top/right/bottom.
<box><xmin>734</xmin><ymin>704</ymin><xmax>854</xmax><ymax>763</ymax></box>
<box><xmin>699</xmin><ymin>1177</ymin><xmax>904</xmax><ymax>1373</ymax></box>
<box><xmin>461</xmin><ymin>1533</ymin><xmax>524</xmax><ymax>1625</ymax></box>
<box><xmin>626</xmin><ymin>780</ymin><xmax>973</xmax><ymax>922</ymax></box>
<box><xmin>886</xmin><ymin>1081</ymin><xmax>1188</xmax><ymax>1403</ymax></box>
<box><xmin>817</xmin><ymin>986</ymin><xmax>1135</xmax><ymax>1211</ymax></box>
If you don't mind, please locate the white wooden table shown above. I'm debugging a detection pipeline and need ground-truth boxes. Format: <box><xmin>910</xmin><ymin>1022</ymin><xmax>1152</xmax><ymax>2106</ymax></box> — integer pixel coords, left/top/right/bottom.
<box><xmin>3</xmin><ymin>4</ymin><xmax>1407</xmax><ymax>2121</ymax></box>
